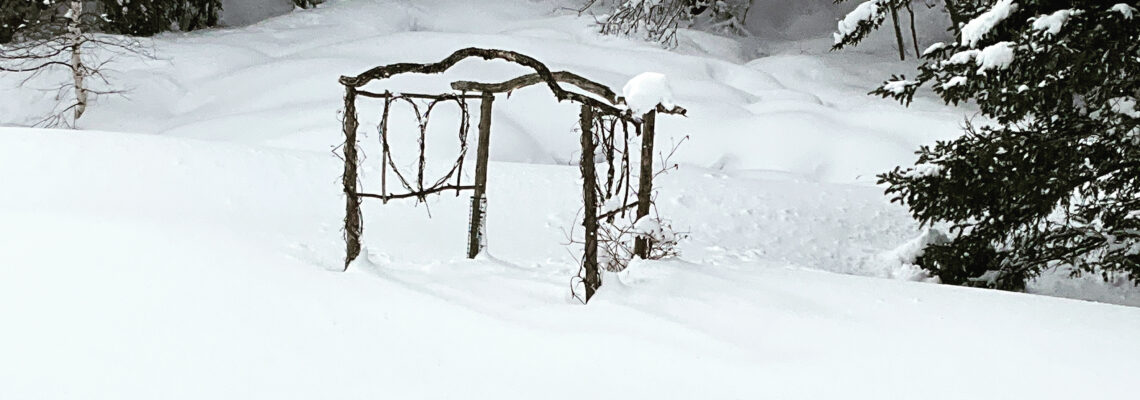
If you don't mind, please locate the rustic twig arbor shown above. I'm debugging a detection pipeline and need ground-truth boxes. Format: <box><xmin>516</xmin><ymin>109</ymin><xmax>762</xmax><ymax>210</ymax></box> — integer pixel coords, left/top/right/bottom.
<box><xmin>338</xmin><ymin>48</ymin><xmax>684</xmax><ymax>302</ymax></box>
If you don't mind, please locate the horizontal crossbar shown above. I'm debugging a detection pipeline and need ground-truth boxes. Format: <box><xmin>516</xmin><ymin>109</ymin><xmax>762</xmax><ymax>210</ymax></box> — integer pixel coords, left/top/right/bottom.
<box><xmin>356</xmin><ymin>90</ymin><xmax>484</xmax><ymax>100</ymax></box>
<box><xmin>354</xmin><ymin>185</ymin><xmax>477</xmax><ymax>201</ymax></box>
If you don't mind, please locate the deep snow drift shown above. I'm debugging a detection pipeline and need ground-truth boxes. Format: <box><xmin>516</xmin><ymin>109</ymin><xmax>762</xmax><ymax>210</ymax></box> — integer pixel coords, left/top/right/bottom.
<box><xmin>2</xmin><ymin>1</ymin><xmax>1139</xmax><ymax>398</ymax></box>
<box><xmin>2</xmin><ymin>128</ymin><xmax>1138</xmax><ymax>399</ymax></box>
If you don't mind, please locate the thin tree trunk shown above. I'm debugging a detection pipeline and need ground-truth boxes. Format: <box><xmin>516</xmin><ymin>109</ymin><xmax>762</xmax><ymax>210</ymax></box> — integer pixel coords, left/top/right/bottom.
<box><xmin>907</xmin><ymin>2</ymin><xmax>920</xmax><ymax>57</ymax></box>
<box><xmin>69</xmin><ymin>1</ymin><xmax>86</xmax><ymax>121</ymax></box>
<box><xmin>889</xmin><ymin>4</ymin><xmax>906</xmax><ymax>61</ymax></box>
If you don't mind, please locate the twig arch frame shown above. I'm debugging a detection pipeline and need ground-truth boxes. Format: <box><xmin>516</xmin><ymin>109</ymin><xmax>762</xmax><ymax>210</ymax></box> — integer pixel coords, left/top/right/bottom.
<box><xmin>339</xmin><ymin>48</ymin><xmax>685</xmax><ymax>303</ymax></box>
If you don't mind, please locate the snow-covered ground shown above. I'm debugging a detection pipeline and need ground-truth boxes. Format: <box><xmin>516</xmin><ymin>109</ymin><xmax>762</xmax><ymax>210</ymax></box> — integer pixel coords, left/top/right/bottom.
<box><xmin>2</xmin><ymin>1</ymin><xmax>1139</xmax><ymax>398</ymax></box>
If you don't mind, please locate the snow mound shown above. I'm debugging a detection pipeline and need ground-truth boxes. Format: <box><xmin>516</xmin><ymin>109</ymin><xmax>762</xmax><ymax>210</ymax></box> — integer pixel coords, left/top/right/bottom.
<box><xmin>871</xmin><ymin>228</ymin><xmax>948</xmax><ymax>281</ymax></box>
<box><xmin>622</xmin><ymin>72</ymin><xmax>675</xmax><ymax>115</ymax></box>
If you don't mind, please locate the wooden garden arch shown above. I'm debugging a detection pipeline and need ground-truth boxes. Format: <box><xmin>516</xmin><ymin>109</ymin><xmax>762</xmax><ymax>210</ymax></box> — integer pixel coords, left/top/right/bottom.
<box><xmin>338</xmin><ymin>48</ymin><xmax>684</xmax><ymax>302</ymax></box>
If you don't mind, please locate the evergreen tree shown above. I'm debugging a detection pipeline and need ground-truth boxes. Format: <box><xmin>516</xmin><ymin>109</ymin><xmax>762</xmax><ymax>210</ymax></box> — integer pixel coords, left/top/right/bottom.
<box><xmin>98</xmin><ymin>0</ymin><xmax>221</xmax><ymax>36</ymax></box>
<box><xmin>832</xmin><ymin>0</ymin><xmax>956</xmax><ymax>60</ymax></box>
<box><xmin>873</xmin><ymin>1</ymin><xmax>1140</xmax><ymax>289</ymax></box>
<box><xmin>1</xmin><ymin>0</ymin><xmax>59</xmax><ymax>43</ymax></box>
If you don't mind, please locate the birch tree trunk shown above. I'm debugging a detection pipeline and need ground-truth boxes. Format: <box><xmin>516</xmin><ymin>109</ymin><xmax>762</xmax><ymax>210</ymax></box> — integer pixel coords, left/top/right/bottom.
<box><xmin>68</xmin><ymin>1</ymin><xmax>86</xmax><ymax>121</ymax></box>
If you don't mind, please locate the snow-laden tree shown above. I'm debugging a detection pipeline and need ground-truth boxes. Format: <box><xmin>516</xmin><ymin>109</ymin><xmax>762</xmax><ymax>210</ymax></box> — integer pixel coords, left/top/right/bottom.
<box><xmin>3</xmin><ymin>1</ymin><xmax>222</xmax><ymax>43</ymax></box>
<box><xmin>874</xmin><ymin>1</ymin><xmax>1140</xmax><ymax>289</ymax></box>
<box><xmin>98</xmin><ymin>0</ymin><xmax>222</xmax><ymax>35</ymax></box>
<box><xmin>1</xmin><ymin>0</ymin><xmax>56</xmax><ymax>44</ymax></box>
<box><xmin>832</xmin><ymin>0</ymin><xmax>987</xmax><ymax>60</ymax></box>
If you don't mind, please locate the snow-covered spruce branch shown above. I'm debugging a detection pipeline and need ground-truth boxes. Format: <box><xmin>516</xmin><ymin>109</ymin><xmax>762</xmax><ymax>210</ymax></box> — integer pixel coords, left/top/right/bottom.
<box><xmin>832</xmin><ymin>0</ymin><xmax>937</xmax><ymax>61</ymax></box>
<box><xmin>873</xmin><ymin>2</ymin><xmax>1140</xmax><ymax>288</ymax></box>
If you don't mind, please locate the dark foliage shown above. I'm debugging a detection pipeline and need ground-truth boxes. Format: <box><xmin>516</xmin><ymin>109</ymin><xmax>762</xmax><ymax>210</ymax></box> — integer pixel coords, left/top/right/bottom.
<box><xmin>98</xmin><ymin>0</ymin><xmax>222</xmax><ymax>36</ymax></box>
<box><xmin>874</xmin><ymin>1</ymin><xmax>1140</xmax><ymax>289</ymax></box>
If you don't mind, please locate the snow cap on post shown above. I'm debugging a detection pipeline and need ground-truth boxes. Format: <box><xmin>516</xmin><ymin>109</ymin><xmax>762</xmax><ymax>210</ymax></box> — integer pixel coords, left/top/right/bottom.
<box><xmin>622</xmin><ymin>72</ymin><xmax>675</xmax><ymax>116</ymax></box>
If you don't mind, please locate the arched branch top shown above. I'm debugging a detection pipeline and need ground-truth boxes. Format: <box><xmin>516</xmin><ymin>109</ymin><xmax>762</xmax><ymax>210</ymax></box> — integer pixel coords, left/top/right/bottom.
<box><xmin>339</xmin><ymin>47</ymin><xmax>566</xmax><ymax>95</ymax></box>
<box><xmin>451</xmin><ymin>71</ymin><xmax>618</xmax><ymax>104</ymax></box>
<box><xmin>340</xmin><ymin>47</ymin><xmax>686</xmax><ymax>119</ymax></box>
<box><xmin>452</xmin><ymin>70</ymin><xmax>687</xmax><ymax>117</ymax></box>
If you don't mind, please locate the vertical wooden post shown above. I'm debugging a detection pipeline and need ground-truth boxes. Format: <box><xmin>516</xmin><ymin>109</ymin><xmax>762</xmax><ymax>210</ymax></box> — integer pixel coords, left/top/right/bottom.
<box><xmin>342</xmin><ymin>86</ymin><xmax>363</xmax><ymax>271</ymax></box>
<box><xmin>634</xmin><ymin>110</ymin><xmax>656</xmax><ymax>259</ymax></box>
<box><xmin>580</xmin><ymin>105</ymin><xmax>601</xmax><ymax>302</ymax></box>
<box><xmin>468</xmin><ymin>92</ymin><xmax>494</xmax><ymax>259</ymax></box>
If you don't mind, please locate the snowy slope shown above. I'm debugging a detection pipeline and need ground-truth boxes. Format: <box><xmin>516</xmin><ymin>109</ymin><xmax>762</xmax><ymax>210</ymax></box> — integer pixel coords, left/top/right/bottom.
<box><xmin>0</xmin><ymin>0</ymin><xmax>1109</xmax><ymax>302</ymax></box>
<box><xmin>3</xmin><ymin>128</ymin><xmax>1140</xmax><ymax>400</ymax></box>
<box><xmin>1</xmin><ymin>0</ymin><xmax>963</xmax><ymax>183</ymax></box>
<box><xmin>2</xmin><ymin>1</ymin><xmax>1140</xmax><ymax>398</ymax></box>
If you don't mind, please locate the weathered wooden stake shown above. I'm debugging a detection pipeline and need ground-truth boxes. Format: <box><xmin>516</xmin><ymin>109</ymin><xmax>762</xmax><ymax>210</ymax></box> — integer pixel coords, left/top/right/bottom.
<box><xmin>342</xmin><ymin>86</ymin><xmax>363</xmax><ymax>271</ymax></box>
<box><xmin>580</xmin><ymin>105</ymin><xmax>601</xmax><ymax>301</ymax></box>
<box><xmin>634</xmin><ymin>110</ymin><xmax>656</xmax><ymax>259</ymax></box>
<box><xmin>468</xmin><ymin>92</ymin><xmax>495</xmax><ymax>258</ymax></box>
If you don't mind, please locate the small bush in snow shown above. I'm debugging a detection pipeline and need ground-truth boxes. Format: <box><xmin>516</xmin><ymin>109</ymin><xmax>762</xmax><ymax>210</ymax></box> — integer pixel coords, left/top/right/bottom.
<box><xmin>582</xmin><ymin>0</ymin><xmax>752</xmax><ymax>47</ymax></box>
<box><xmin>597</xmin><ymin>216</ymin><xmax>685</xmax><ymax>272</ymax></box>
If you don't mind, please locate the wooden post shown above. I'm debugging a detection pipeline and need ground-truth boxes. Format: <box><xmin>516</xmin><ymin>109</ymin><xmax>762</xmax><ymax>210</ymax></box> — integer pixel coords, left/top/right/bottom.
<box><xmin>468</xmin><ymin>92</ymin><xmax>494</xmax><ymax>258</ymax></box>
<box><xmin>342</xmin><ymin>86</ymin><xmax>363</xmax><ymax>271</ymax></box>
<box><xmin>580</xmin><ymin>105</ymin><xmax>601</xmax><ymax>302</ymax></box>
<box><xmin>634</xmin><ymin>110</ymin><xmax>656</xmax><ymax>259</ymax></box>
